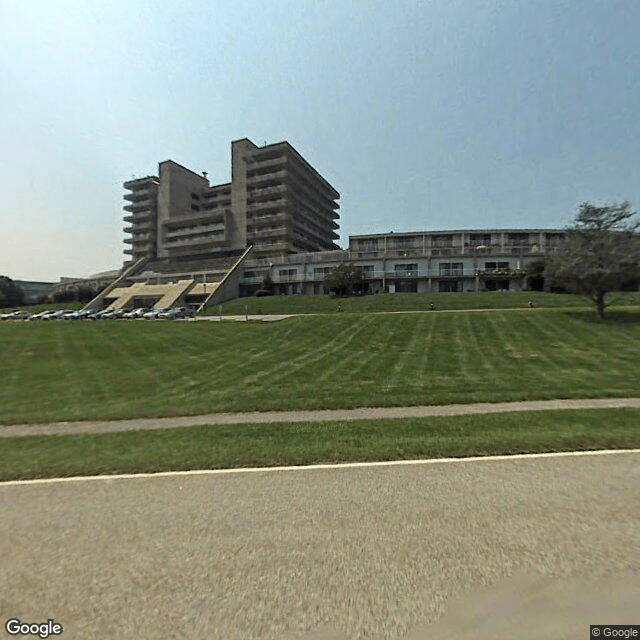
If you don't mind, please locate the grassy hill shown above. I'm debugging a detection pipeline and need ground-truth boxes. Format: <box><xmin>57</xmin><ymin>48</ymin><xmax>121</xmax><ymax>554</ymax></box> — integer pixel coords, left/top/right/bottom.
<box><xmin>214</xmin><ymin>290</ymin><xmax>640</xmax><ymax>315</ymax></box>
<box><xmin>1</xmin><ymin>307</ymin><xmax>639</xmax><ymax>424</ymax></box>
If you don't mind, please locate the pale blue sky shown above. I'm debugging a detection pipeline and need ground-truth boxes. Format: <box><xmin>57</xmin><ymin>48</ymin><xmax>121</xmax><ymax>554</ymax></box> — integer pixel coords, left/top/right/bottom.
<box><xmin>2</xmin><ymin>0</ymin><xmax>639</xmax><ymax>280</ymax></box>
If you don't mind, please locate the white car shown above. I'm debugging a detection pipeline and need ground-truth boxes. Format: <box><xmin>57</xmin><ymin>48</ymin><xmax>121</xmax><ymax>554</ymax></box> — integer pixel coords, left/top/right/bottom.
<box><xmin>123</xmin><ymin>307</ymin><xmax>148</xmax><ymax>319</ymax></box>
<box><xmin>30</xmin><ymin>310</ymin><xmax>57</xmax><ymax>321</ymax></box>
<box><xmin>143</xmin><ymin>309</ymin><xmax>164</xmax><ymax>320</ymax></box>
<box><xmin>3</xmin><ymin>310</ymin><xmax>31</xmax><ymax>320</ymax></box>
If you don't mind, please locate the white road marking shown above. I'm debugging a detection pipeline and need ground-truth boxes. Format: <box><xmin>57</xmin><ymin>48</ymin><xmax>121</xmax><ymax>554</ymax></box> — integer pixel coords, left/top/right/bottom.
<box><xmin>2</xmin><ymin>448</ymin><xmax>638</xmax><ymax>487</ymax></box>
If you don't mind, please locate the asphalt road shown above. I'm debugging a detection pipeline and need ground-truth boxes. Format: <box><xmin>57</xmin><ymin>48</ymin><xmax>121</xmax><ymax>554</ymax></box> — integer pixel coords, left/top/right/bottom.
<box><xmin>1</xmin><ymin>451</ymin><xmax>638</xmax><ymax>639</ymax></box>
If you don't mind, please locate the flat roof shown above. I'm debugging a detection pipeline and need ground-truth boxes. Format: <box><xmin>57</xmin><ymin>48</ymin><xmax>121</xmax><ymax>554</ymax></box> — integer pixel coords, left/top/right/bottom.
<box><xmin>350</xmin><ymin>229</ymin><xmax>564</xmax><ymax>239</ymax></box>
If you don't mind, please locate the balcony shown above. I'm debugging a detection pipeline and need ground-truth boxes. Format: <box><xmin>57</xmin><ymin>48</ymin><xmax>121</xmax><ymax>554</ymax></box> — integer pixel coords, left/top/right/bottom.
<box><xmin>247</xmin><ymin>154</ymin><xmax>286</xmax><ymax>170</ymax></box>
<box><xmin>247</xmin><ymin>226</ymin><xmax>288</xmax><ymax>240</ymax></box>
<box><xmin>163</xmin><ymin>210</ymin><xmax>226</xmax><ymax>228</ymax></box>
<box><xmin>249</xmin><ymin>213</ymin><xmax>289</xmax><ymax>229</ymax></box>
<box><xmin>251</xmin><ymin>240</ymin><xmax>289</xmax><ymax>253</ymax></box>
<box><xmin>163</xmin><ymin>235</ymin><xmax>226</xmax><ymax>249</ymax></box>
<box><xmin>249</xmin><ymin>185</ymin><xmax>287</xmax><ymax>198</ymax></box>
<box><xmin>287</xmin><ymin>182</ymin><xmax>337</xmax><ymax>218</ymax></box>
<box><xmin>476</xmin><ymin>268</ymin><xmax>526</xmax><ymax>278</ymax></box>
<box><xmin>123</xmin><ymin>200</ymin><xmax>152</xmax><ymax>213</ymax></box>
<box><xmin>123</xmin><ymin>176</ymin><xmax>158</xmax><ymax>190</ymax></box>
<box><xmin>247</xmin><ymin>170</ymin><xmax>287</xmax><ymax>186</ymax></box>
<box><xmin>124</xmin><ymin>188</ymin><xmax>154</xmax><ymax>203</ymax></box>
<box><xmin>123</xmin><ymin>211</ymin><xmax>152</xmax><ymax>224</ymax></box>
<box><xmin>128</xmin><ymin>233</ymin><xmax>153</xmax><ymax>244</ymax></box>
<box><xmin>164</xmin><ymin>223</ymin><xmax>225</xmax><ymax>240</ymax></box>
<box><xmin>286</xmin><ymin>165</ymin><xmax>339</xmax><ymax>209</ymax></box>
<box><xmin>247</xmin><ymin>197</ymin><xmax>287</xmax><ymax>211</ymax></box>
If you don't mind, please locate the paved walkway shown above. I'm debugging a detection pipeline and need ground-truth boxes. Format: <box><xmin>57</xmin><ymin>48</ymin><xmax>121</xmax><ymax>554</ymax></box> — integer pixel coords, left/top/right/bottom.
<box><xmin>194</xmin><ymin>307</ymin><xmax>550</xmax><ymax>321</ymax></box>
<box><xmin>3</xmin><ymin>397</ymin><xmax>640</xmax><ymax>438</ymax></box>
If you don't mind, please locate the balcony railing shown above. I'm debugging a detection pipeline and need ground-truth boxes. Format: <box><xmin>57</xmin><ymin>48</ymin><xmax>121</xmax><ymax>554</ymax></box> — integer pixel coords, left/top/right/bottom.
<box><xmin>162</xmin><ymin>236</ymin><xmax>225</xmax><ymax>249</ymax></box>
<box><xmin>240</xmin><ymin>268</ymin><xmax>532</xmax><ymax>284</ymax></box>
<box><xmin>164</xmin><ymin>223</ymin><xmax>225</xmax><ymax>239</ymax></box>
<box><xmin>476</xmin><ymin>268</ymin><xmax>526</xmax><ymax>278</ymax></box>
<box><xmin>124</xmin><ymin>189</ymin><xmax>154</xmax><ymax>202</ymax></box>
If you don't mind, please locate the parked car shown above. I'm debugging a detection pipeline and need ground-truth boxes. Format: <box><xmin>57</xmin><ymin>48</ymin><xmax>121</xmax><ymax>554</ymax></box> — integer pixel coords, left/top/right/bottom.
<box><xmin>175</xmin><ymin>307</ymin><xmax>197</xmax><ymax>318</ymax></box>
<box><xmin>30</xmin><ymin>310</ymin><xmax>53</xmax><ymax>321</ymax></box>
<box><xmin>157</xmin><ymin>308</ymin><xmax>181</xmax><ymax>320</ymax></box>
<box><xmin>67</xmin><ymin>310</ymin><xmax>92</xmax><ymax>320</ymax></box>
<box><xmin>87</xmin><ymin>309</ymin><xmax>109</xmax><ymax>320</ymax></box>
<box><xmin>123</xmin><ymin>307</ymin><xmax>148</xmax><ymax>319</ymax></box>
<box><xmin>3</xmin><ymin>310</ymin><xmax>31</xmax><ymax>320</ymax></box>
<box><xmin>100</xmin><ymin>309</ymin><xmax>125</xmax><ymax>320</ymax></box>
<box><xmin>46</xmin><ymin>309</ymin><xmax>72</xmax><ymax>321</ymax></box>
<box><xmin>143</xmin><ymin>309</ymin><xmax>164</xmax><ymax>320</ymax></box>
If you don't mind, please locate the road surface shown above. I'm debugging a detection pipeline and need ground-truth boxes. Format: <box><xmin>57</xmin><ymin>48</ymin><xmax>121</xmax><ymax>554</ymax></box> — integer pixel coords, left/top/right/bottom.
<box><xmin>1</xmin><ymin>451</ymin><xmax>638</xmax><ymax>639</ymax></box>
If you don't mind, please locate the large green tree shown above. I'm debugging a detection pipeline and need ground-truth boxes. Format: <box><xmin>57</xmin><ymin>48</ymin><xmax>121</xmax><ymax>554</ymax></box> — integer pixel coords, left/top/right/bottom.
<box><xmin>0</xmin><ymin>276</ymin><xmax>25</xmax><ymax>308</ymax></box>
<box><xmin>323</xmin><ymin>263</ymin><xmax>365</xmax><ymax>296</ymax></box>
<box><xmin>546</xmin><ymin>201</ymin><xmax>640</xmax><ymax>320</ymax></box>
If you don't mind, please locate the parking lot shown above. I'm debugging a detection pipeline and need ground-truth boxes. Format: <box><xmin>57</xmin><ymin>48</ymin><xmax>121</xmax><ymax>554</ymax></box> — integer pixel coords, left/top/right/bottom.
<box><xmin>0</xmin><ymin>306</ymin><xmax>198</xmax><ymax>321</ymax></box>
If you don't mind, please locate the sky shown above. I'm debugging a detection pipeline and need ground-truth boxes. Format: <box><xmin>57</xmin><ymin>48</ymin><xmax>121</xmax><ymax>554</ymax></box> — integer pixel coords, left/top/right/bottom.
<box><xmin>2</xmin><ymin>0</ymin><xmax>640</xmax><ymax>281</ymax></box>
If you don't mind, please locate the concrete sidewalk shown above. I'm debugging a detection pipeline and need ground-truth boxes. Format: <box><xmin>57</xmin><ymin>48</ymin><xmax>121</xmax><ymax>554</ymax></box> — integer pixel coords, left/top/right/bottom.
<box><xmin>2</xmin><ymin>397</ymin><xmax>640</xmax><ymax>438</ymax></box>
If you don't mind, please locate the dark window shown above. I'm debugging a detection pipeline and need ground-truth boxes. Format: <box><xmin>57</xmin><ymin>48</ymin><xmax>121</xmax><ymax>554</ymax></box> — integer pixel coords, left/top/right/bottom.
<box><xmin>394</xmin><ymin>263</ymin><xmax>418</xmax><ymax>272</ymax></box>
<box><xmin>439</xmin><ymin>262</ymin><xmax>463</xmax><ymax>276</ymax></box>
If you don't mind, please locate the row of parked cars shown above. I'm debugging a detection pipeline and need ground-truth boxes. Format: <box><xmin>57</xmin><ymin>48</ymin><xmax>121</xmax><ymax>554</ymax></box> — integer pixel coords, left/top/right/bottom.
<box><xmin>0</xmin><ymin>307</ymin><xmax>198</xmax><ymax>321</ymax></box>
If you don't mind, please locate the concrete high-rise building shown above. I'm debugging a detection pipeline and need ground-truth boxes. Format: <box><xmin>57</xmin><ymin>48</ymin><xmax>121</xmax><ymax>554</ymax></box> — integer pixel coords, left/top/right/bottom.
<box><xmin>123</xmin><ymin>138</ymin><xmax>340</xmax><ymax>265</ymax></box>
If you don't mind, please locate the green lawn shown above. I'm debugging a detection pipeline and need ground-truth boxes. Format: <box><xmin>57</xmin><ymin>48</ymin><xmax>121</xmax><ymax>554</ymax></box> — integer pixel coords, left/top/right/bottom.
<box><xmin>213</xmin><ymin>290</ymin><xmax>640</xmax><ymax>315</ymax></box>
<box><xmin>1</xmin><ymin>308</ymin><xmax>640</xmax><ymax>424</ymax></box>
<box><xmin>1</xmin><ymin>409</ymin><xmax>638</xmax><ymax>481</ymax></box>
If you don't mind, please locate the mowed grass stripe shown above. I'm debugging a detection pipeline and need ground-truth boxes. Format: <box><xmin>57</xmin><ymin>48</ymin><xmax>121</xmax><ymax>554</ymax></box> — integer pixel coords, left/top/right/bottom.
<box><xmin>451</xmin><ymin>313</ymin><xmax>476</xmax><ymax>382</ymax></box>
<box><xmin>460</xmin><ymin>312</ymin><xmax>499</xmax><ymax>379</ymax></box>
<box><xmin>240</xmin><ymin>315</ymin><xmax>375</xmax><ymax>387</ymax></box>
<box><xmin>278</xmin><ymin>315</ymin><xmax>381</xmax><ymax>387</ymax></box>
<box><xmin>415</xmin><ymin>313</ymin><xmax>438</xmax><ymax>385</ymax></box>
<box><xmin>2</xmin><ymin>310</ymin><xmax>640</xmax><ymax>424</ymax></box>
<box><xmin>1</xmin><ymin>408</ymin><xmax>639</xmax><ymax>482</ymax></box>
<box><xmin>388</xmin><ymin>311</ymin><xmax>430</xmax><ymax>382</ymax></box>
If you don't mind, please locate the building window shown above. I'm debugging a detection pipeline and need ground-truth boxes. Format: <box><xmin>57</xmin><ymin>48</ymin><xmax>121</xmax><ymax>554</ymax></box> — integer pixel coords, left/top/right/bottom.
<box><xmin>470</xmin><ymin>234</ymin><xmax>491</xmax><ymax>246</ymax></box>
<box><xmin>439</xmin><ymin>262</ymin><xmax>463</xmax><ymax>276</ymax></box>
<box><xmin>508</xmin><ymin>233</ymin><xmax>527</xmax><ymax>246</ymax></box>
<box><xmin>433</xmin><ymin>235</ymin><xmax>453</xmax><ymax>247</ymax></box>
<box><xmin>395</xmin><ymin>263</ymin><xmax>418</xmax><ymax>277</ymax></box>
<box><xmin>362</xmin><ymin>265</ymin><xmax>375</xmax><ymax>278</ymax></box>
<box><xmin>484</xmin><ymin>261</ymin><xmax>509</xmax><ymax>270</ymax></box>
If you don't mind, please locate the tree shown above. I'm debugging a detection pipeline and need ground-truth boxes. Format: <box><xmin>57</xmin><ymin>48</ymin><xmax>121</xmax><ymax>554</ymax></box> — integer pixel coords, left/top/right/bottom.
<box><xmin>545</xmin><ymin>201</ymin><xmax>640</xmax><ymax>320</ymax></box>
<box><xmin>255</xmin><ymin>273</ymin><xmax>275</xmax><ymax>297</ymax></box>
<box><xmin>0</xmin><ymin>276</ymin><xmax>25</xmax><ymax>308</ymax></box>
<box><xmin>525</xmin><ymin>258</ymin><xmax>546</xmax><ymax>291</ymax></box>
<box><xmin>323</xmin><ymin>263</ymin><xmax>365</xmax><ymax>296</ymax></box>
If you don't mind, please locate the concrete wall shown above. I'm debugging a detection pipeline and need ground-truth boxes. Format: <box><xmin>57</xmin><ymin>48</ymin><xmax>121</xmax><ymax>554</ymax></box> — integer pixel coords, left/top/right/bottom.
<box><xmin>229</xmin><ymin>139</ymin><xmax>257</xmax><ymax>250</ymax></box>
<box><xmin>157</xmin><ymin>161</ymin><xmax>210</xmax><ymax>258</ymax></box>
